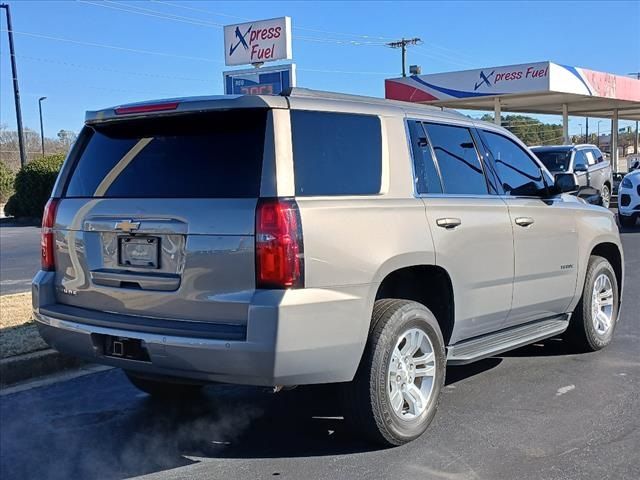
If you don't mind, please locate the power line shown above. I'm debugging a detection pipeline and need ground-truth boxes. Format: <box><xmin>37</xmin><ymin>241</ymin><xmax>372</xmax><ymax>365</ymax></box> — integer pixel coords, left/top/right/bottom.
<box><xmin>77</xmin><ymin>0</ymin><xmax>479</xmax><ymax>71</ymax></box>
<box><xmin>0</xmin><ymin>44</ymin><xmax>392</xmax><ymax>80</ymax></box>
<box><xmin>150</xmin><ymin>0</ymin><xmax>250</xmax><ymax>21</ymax></box>
<box><xmin>0</xmin><ymin>53</ymin><xmax>214</xmax><ymax>82</ymax></box>
<box><xmin>79</xmin><ymin>0</ymin><xmax>388</xmax><ymax>47</ymax></box>
<box><xmin>78</xmin><ymin>0</ymin><xmax>225</xmax><ymax>27</ymax></box>
<box><xmin>1</xmin><ymin>29</ymin><xmax>223</xmax><ymax>62</ymax></box>
<box><xmin>387</xmin><ymin>38</ymin><xmax>422</xmax><ymax>77</ymax></box>
<box><xmin>11</xmin><ymin>77</ymin><xmax>185</xmax><ymax>97</ymax></box>
<box><xmin>412</xmin><ymin>45</ymin><xmax>476</xmax><ymax>69</ymax></box>
<box><xmin>151</xmin><ymin>0</ymin><xmax>396</xmax><ymax>41</ymax></box>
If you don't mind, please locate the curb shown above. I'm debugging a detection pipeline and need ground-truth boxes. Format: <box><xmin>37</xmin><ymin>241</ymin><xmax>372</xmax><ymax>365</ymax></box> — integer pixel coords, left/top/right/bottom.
<box><xmin>0</xmin><ymin>349</ymin><xmax>87</xmax><ymax>388</ymax></box>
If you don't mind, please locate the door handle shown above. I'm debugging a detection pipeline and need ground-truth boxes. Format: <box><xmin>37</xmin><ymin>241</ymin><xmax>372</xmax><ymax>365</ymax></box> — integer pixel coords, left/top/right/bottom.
<box><xmin>436</xmin><ymin>217</ymin><xmax>462</xmax><ymax>229</ymax></box>
<box><xmin>514</xmin><ymin>217</ymin><xmax>535</xmax><ymax>227</ymax></box>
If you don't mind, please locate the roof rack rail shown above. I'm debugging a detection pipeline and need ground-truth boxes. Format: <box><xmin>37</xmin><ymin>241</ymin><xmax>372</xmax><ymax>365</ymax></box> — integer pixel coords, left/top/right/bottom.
<box><xmin>280</xmin><ymin>87</ymin><xmax>452</xmax><ymax>113</ymax></box>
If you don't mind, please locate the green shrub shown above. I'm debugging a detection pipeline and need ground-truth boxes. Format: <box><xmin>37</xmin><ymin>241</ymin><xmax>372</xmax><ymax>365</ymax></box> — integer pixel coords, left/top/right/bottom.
<box><xmin>5</xmin><ymin>154</ymin><xmax>65</xmax><ymax>218</ymax></box>
<box><xmin>0</xmin><ymin>161</ymin><xmax>14</xmax><ymax>203</ymax></box>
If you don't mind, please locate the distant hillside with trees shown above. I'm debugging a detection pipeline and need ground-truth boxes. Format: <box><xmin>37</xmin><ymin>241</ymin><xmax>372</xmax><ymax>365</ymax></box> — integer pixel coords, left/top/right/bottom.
<box><xmin>478</xmin><ymin>114</ymin><xmax>564</xmax><ymax>146</ymax></box>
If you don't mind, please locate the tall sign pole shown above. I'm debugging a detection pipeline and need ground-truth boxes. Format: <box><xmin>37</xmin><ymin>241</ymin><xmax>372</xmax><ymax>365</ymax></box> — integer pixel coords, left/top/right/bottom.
<box><xmin>1</xmin><ymin>3</ymin><xmax>26</xmax><ymax>167</ymax></box>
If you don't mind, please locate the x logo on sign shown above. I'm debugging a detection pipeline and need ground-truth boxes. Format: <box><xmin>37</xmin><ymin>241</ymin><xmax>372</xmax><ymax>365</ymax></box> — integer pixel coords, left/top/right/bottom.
<box><xmin>229</xmin><ymin>25</ymin><xmax>253</xmax><ymax>56</ymax></box>
<box><xmin>474</xmin><ymin>70</ymin><xmax>495</xmax><ymax>90</ymax></box>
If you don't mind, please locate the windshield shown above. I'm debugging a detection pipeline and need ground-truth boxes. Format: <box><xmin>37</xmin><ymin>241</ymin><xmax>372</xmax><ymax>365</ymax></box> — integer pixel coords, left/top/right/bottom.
<box><xmin>533</xmin><ymin>150</ymin><xmax>572</xmax><ymax>173</ymax></box>
<box><xmin>64</xmin><ymin>109</ymin><xmax>267</xmax><ymax>198</ymax></box>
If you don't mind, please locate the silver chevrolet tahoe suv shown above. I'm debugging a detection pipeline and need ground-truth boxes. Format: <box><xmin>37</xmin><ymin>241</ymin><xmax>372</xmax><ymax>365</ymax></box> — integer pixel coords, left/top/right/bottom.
<box><xmin>531</xmin><ymin>144</ymin><xmax>613</xmax><ymax>208</ymax></box>
<box><xmin>33</xmin><ymin>89</ymin><xmax>624</xmax><ymax>446</ymax></box>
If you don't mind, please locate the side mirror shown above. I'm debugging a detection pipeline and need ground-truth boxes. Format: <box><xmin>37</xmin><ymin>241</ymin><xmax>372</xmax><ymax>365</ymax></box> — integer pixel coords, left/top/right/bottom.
<box><xmin>574</xmin><ymin>164</ymin><xmax>588</xmax><ymax>173</ymax></box>
<box><xmin>554</xmin><ymin>173</ymin><xmax>579</xmax><ymax>193</ymax></box>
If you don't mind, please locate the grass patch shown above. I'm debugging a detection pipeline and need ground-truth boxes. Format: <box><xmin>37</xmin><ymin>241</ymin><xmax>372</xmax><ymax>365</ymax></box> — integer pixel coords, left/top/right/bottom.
<box><xmin>0</xmin><ymin>292</ymin><xmax>47</xmax><ymax>358</ymax></box>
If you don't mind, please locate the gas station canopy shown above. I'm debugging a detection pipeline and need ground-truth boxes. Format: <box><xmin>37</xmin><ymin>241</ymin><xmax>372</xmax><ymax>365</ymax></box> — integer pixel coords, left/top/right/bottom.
<box><xmin>385</xmin><ymin>61</ymin><xmax>640</xmax><ymax>169</ymax></box>
<box><xmin>385</xmin><ymin>61</ymin><xmax>640</xmax><ymax>119</ymax></box>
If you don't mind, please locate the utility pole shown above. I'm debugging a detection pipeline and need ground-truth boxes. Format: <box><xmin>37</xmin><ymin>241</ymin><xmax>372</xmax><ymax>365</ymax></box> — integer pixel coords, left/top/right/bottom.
<box><xmin>38</xmin><ymin>97</ymin><xmax>47</xmax><ymax>157</ymax></box>
<box><xmin>630</xmin><ymin>73</ymin><xmax>640</xmax><ymax>154</ymax></box>
<box><xmin>1</xmin><ymin>3</ymin><xmax>26</xmax><ymax>167</ymax></box>
<box><xmin>387</xmin><ymin>37</ymin><xmax>421</xmax><ymax>77</ymax></box>
<box><xmin>585</xmin><ymin>118</ymin><xmax>589</xmax><ymax>143</ymax></box>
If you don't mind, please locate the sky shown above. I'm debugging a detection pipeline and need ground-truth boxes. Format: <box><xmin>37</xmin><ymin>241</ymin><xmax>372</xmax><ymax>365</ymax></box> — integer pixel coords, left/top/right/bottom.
<box><xmin>1</xmin><ymin>0</ymin><xmax>639</xmax><ymax>140</ymax></box>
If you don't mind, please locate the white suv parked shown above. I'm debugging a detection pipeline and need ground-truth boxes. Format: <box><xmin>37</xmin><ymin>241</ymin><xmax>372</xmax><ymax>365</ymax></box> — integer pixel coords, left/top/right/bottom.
<box><xmin>619</xmin><ymin>169</ymin><xmax>640</xmax><ymax>227</ymax></box>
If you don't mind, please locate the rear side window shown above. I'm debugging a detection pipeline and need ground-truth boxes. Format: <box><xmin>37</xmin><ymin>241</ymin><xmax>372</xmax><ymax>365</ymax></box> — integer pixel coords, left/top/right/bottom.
<box><xmin>423</xmin><ymin>123</ymin><xmax>487</xmax><ymax>195</ymax></box>
<box><xmin>592</xmin><ymin>148</ymin><xmax>605</xmax><ymax>163</ymax></box>
<box><xmin>481</xmin><ymin>130</ymin><xmax>546</xmax><ymax>196</ymax></box>
<box><xmin>291</xmin><ymin>111</ymin><xmax>382</xmax><ymax>196</ymax></box>
<box><xmin>574</xmin><ymin>151</ymin><xmax>588</xmax><ymax>170</ymax></box>
<box><xmin>407</xmin><ymin>121</ymin><xmax>442</xmax><ymax>194</ymax></box>
<box><xmin>64</xmin><ymin>110</ymin><xmax>267</xmax><ymax>198</ymax></box>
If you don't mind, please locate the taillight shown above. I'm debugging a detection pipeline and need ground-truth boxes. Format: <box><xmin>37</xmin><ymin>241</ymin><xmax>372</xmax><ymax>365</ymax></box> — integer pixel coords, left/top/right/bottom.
<box><xmin>41</xmin><ymin>198</ymin><xmax>59</xmax><ymax>271</ymax></box>
<box><xmin>255</xmin><ymin>198</ymin><xmax>304</xmax><ymax>289</ymax></box>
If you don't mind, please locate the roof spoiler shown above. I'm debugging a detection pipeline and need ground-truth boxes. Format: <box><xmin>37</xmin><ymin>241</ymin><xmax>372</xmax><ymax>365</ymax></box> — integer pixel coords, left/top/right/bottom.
<box><xmin>85</xmin><ymin>94</ymin><xmax>287</xmax><ymax>125</ymax></box>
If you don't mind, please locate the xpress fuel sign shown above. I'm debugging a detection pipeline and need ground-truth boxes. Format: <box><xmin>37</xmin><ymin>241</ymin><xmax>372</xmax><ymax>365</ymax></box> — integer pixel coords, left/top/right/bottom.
<box><xmin>224</xmin><ymin>17</ymin><xmax>292</xmax><ymax>66</ymax></box>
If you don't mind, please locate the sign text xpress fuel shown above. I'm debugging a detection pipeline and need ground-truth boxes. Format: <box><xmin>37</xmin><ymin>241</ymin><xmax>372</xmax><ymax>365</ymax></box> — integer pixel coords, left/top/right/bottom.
<box><xmin>248</xmin><ymin>26</ymin><xmax>282</xmax><ymax>61</ymax></box>
<box><xmin>494</xmin><ymin>66</ymin><xmax>549</xmax><ymax>84</ymax></box>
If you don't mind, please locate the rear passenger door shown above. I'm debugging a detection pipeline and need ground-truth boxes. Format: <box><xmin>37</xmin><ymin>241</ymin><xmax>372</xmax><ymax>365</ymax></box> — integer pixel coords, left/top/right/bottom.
<box><xmin>586</xmin><ymin>148</ymin><xmax>608</xmax><ymax>192</ymax></box>
<box><xmin>479</xmin><ymin>129</ymin><xmax>579</xmax><ymax>326</ymax></box>
<box><xmin>408</xmin><ymin>120</ymin><xmax>514</xmax><ymax>343</ymax></box>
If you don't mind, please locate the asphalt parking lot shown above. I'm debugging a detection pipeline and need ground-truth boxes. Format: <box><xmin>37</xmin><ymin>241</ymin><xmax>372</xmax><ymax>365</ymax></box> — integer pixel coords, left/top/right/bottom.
<box><xmin>0</xmin><ymin>226</ymin><xmax>638</xmax><ymax>480</ymax></box>
<box><xmin>0</xmin><ymin>225</ymin><xmax>40</xmax><ymax>295</ymax></box>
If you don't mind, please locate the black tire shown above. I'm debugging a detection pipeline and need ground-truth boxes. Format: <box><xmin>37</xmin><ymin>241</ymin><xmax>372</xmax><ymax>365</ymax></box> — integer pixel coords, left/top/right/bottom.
<box><xmin>619</xmin><ymin>214</ymin><xmax>636</xmax><ymax>228</ymax></box>
<box><xmin>342</xmin><ymin>299</ymin><xmax>446</xmax><ymax>446</ymax></box>
<box><xmin>125</xmin><ymin>371</ymin><xmax>204</xmax><ymax>398</ymax></box>
<box><xmin>565</xmin><ymin>255</ymin><xmax>619</xmax><ymax>352</ymax></box>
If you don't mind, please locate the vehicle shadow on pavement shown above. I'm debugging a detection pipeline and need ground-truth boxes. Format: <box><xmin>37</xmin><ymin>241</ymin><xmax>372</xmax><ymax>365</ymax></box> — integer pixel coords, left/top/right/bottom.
<box><xmin>0</xmin><ymin>352</ymin><xmax>553</xmax><ymax>480</ymax></box>
<box><xmin>445</xmin><ymin>357</ymin><xmax>502</xmax><ymax>385</ymax></box>
<box><xmin>498</xmin><ymin>336</ymin><xmax>575</xmax><ymax>358</ymax></box>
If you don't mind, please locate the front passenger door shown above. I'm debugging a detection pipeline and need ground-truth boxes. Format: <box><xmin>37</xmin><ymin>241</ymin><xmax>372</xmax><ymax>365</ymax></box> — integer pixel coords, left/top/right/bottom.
<box><xmin>479</xmin><ymin>130</ymin><xmax>579</xmax><ymax>326</ymax></box>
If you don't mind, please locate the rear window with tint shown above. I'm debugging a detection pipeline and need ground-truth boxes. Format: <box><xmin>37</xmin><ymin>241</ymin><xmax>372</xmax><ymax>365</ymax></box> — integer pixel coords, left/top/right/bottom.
<box><xmin>64</xmin><ymin>110</ymin><xmax>267</xmax><ymax>198</ymax></box>
<box><xmin>423</xmin><ymin>123</ymin><xmax>487</xmax><ymax>195</ymax></box>
<box><xmin>291</xmin><ymin>111</ymin><xmax>382</xmax><ymax>196</ymax></box>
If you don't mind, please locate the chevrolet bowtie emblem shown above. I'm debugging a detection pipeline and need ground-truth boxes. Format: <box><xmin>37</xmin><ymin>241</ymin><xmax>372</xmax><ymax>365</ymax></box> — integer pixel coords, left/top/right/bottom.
<box><xmin>114</xmin><ymin>220</ymin><xmax>141</xmax><ymax>233</ymax></box>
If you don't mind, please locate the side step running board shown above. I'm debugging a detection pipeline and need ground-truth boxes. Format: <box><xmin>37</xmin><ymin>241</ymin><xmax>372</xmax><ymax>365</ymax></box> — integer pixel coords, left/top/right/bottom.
<box><xmin>447</xmin><ymin>315</ymin><xmax>570</xmax><ymax>365</ymax></box>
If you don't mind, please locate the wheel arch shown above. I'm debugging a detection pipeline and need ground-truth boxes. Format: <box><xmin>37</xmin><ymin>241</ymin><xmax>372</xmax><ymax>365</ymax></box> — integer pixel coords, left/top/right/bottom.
<box><xmin>590</xmin><ymin>242</ymin><xmax>623</xmax><ymax>301</ymax></box>
<box><xmin>373</xmin><ymin>264</ymin><xmax>455</xmax><ymax>346</ymax></box>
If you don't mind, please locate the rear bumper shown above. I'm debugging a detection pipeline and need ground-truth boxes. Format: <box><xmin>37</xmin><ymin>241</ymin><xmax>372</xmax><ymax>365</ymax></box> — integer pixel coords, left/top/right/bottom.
<box><xmin>32</xmin><ymin>271</ymin><xmax>372</xmax><ymax>387</ymax></box>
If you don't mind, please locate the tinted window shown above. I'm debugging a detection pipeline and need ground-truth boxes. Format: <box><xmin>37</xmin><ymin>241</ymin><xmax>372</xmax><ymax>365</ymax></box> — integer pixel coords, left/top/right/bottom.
<box><xmin>291</xmin><ymin>111</ymin><xmax>381</xmax><ymax>196</ymax></box>
<box><xmin>592</xmin><ymin>148</ymin><xmax>604</xmax><ymax>163</ymax></box>
<box><xmin>423</xmin><ymin>123</ymin><xmax>487</xmax><ymax>195</ymax></box>
<box><xmin>65</xmin><ymin>110</ymin><xmax>266</xmax><ymax>198</ymax></box>
<box><xmin>533</xmin><ymin>150</ymin><xmax>572</xmax><ymax>172</ymax></box>
<box><xmin>574</xmin><ymin>151</ymin><xmax>588</xmax><ymax>170</ymax></box>
<box><xmin>407</xmin><ymin>121</ymin><xmax>442</xmax><ymax>194</ymax></box>
<box><xmin>482</xmin><ymin>131</ymin><xmax>545</xmax><ymax>196</ymax></box>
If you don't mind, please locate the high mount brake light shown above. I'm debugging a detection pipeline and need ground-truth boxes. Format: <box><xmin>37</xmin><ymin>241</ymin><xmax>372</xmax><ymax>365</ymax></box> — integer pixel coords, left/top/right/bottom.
<box><xmin>114</xmin><ymin>102</ymin><xmax>179</xmax><ymax>115</ymax></box>
<box><xmin>41</xmin><ymin>198</ymin><xmax>59</xmax><ymax>271</ymax></box>
<box><xmin>255</xmin><ymin>198</ymin><xmax>304</xmax><ymax>289</ymax></box>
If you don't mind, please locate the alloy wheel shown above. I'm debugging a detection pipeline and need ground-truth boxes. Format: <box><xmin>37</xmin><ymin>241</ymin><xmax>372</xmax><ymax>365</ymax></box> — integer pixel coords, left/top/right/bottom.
<box><xmin>387</xmin><ymin>328</ymin><xmax>437</xmax><ymax>420</ymax></box>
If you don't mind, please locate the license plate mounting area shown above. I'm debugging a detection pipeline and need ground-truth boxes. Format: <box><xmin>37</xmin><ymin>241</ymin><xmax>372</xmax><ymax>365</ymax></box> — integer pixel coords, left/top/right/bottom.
<box><xmin>118</xmin><ymin>236</ymin><xmax>159</xmax><ymax>269</ymax></box>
